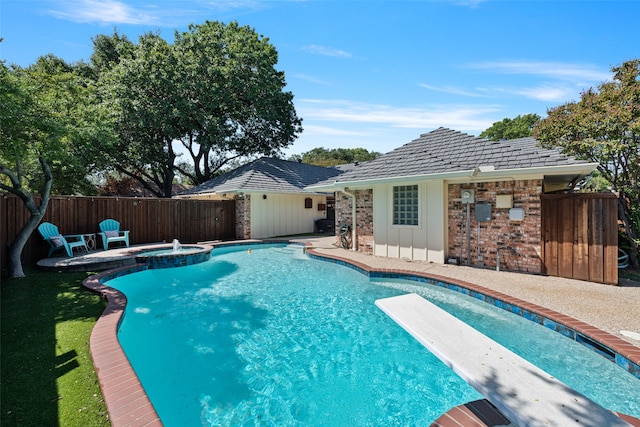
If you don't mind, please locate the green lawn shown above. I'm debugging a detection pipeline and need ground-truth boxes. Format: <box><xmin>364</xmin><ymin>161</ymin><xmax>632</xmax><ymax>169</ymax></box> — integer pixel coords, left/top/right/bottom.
<box><xmin>1</xmin><ymin>267</ymin><xmax>109</xmax><ymax>426</ymax></box>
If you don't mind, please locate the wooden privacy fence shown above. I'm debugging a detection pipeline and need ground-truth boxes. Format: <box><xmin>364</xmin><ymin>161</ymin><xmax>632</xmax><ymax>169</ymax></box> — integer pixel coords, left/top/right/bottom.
<box><xmin>541</xmin><ymin>193</ymin><xmax>618</xmax><ymax>284</ymax></box>
<box><xmin>1</xmin><ymin>195</ymin><xmax>236</xmax><ymax>269</ymax></box>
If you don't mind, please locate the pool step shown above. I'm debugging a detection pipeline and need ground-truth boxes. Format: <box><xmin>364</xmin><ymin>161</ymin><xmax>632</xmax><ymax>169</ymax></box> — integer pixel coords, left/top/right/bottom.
<box><xmin>375</xmin><ymin>293</ymin><xmax>631</xmax><ymax>427</ymax></box>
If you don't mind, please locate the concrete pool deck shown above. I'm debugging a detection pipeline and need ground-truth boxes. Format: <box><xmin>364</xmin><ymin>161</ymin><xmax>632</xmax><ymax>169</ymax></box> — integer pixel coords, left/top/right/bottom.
<box><xmin>47</xmin><ymin>236</ymin><xmax>640</xmax><ymax>426</ymax></box>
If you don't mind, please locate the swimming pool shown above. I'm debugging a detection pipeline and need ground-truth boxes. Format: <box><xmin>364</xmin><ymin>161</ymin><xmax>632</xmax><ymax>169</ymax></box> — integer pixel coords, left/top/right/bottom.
<box><xmin>105</xmin><ymin>243</ymin><xmax>640</xmax><ymax>426</ymax></box>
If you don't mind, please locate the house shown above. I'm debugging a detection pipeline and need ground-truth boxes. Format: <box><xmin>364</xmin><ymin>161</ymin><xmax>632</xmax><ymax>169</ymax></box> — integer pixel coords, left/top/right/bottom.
<box><xmin>176</xmin><ymin>157</ymin><xmax>343</xmax><ymax>239</ymax></box>
<box><xmin>307</xmin><ymin>127</ymin><xmax>598</xmax><ymax>274</ymax></box>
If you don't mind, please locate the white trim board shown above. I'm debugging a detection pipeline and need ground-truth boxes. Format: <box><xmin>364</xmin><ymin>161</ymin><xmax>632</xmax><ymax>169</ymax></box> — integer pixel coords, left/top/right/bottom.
<box><xmin>375</xmin><ymin>293</ymin><xmax>630</xmax><ymax>427</ymax></box>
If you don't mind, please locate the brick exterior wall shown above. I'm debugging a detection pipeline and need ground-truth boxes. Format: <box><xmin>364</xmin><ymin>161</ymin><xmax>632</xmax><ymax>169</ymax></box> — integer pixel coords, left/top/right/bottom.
<box><xmin>448</xmin><ymin>180</ymin><xmax>543</xmax><ymax>273</ymax></box>
<box><xmin>335</xmin><ymin>189</ymin><xmax>374</xmax><ymax>254</ymax></box>
<box><xmin>235</xmin><ymin>195</ymin><xmax>251</xmax><ymax>239</ymax></box>
<box><xmin>334</xmin><ymin>180</ymin><xmax>543</xmax><ymax>273</ymax></box>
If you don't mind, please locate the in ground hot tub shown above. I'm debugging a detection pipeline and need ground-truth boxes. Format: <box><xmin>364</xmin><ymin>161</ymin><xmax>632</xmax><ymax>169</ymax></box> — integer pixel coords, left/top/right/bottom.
<box><xmin>134</xmin><ymin>240</ymin><xmax>212</xmax><ymax>268</ymax></box>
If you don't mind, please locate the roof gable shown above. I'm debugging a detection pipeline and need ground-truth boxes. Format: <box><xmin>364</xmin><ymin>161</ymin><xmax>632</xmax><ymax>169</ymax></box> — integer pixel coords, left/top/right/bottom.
<box><xmin>181</xmin><ymin>157</ymin><xmax>344</xmax><ymax>196</ymax></box>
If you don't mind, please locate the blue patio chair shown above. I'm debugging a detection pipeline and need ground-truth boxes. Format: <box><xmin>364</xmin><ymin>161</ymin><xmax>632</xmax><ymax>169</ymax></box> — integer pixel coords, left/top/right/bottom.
<box><xmin>98</xmin><ymin>219</ymin><xmax>130</xmax><ymax>250</ymax></box>
<box><xmin>37</xmin><ymin>222</ymin><xmax>89</xmax><ymax>257</ymax></box>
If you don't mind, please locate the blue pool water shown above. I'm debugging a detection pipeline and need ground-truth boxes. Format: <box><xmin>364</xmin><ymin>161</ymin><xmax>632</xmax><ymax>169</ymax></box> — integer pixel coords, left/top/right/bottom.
<box><xmin>107</xmin><ymin>244</ymin><xmax>640</xmax><ymax>426</ymax></box>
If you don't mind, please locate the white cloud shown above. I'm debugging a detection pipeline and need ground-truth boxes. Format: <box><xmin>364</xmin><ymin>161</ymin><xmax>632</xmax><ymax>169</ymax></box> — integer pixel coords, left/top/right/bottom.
<box><xmin>447</xmin><ymin>0</ymin><xmax>487</xmax><ymax>8</ymax></box>
<box><xmin>471</xmin><ymin>84</ymin><xmax>575</xmax><ymax>102</ymax></box>
<box><xmin>49</xmin><ymin>0</ymin><xmax>160</xmax><ymax>24</ymax></box>
<box><xmin>419</xmin><ymin>83</ymin><xmax>488</xmax><ymax>98</ymax></box>
<box><xmin>291</xmin><ymin>73</ymin><xmax>333</xmax><ymax>86</ymax></box>
<box><xmin>47</xmin><ymin>0</ymin><xmax>267</xmax><ymax>25</ymax></box>
<box><xmin>470</xmin><ymin>60</ymin><xmax>611</xmax><ymax>83</ymax></box>
<box><xmin>288</xmin><ymin>99</ymin><xmax>506</xmax><ymax>155</ymax></box>
<box><xmin>303</xmin><ymin>45</ymin><xmax>352</xmax><ymax>58</ymax></box>
<box><xmin>510</xmin><ymin>85</ymin><xmax>575</xmax><ymax>102</ymax></box>
<box><xmin>297</xmin><ymin>99</ymin><xmax>499</xmax><ymax>131</ymax></box>
<box><xmin>425</xmin><ymin>61</ymin><xmax>608</xmax><ymax>103</ymax></box>
<box><xmin>301</xmin><ymin>125</ymin><xmax>367</xmax><ymax>137</ymax></box>
<box><xmin>200</xmin><ymin>0</ymin><xmax>265</xmax><ymax>12</ymax></box>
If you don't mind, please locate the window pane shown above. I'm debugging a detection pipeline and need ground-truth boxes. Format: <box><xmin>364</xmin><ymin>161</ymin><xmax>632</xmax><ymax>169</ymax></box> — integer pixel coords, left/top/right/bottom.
<box><xmin>393</xmin><ymin>185</ymin><xmax>418</xmax><ymax>226</ymax></box>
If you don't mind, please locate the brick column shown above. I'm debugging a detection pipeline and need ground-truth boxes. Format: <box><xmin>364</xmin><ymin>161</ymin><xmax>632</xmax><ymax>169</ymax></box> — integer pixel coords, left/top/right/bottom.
<box><xmin>235</xmin><ymin>195</ymin><xmax>251</xmax><ymax>240</ymax></box>
<box><xmin>335</xmin><ymin>189</ymin><xmax>374</xmax><ymax>254</ymax></box>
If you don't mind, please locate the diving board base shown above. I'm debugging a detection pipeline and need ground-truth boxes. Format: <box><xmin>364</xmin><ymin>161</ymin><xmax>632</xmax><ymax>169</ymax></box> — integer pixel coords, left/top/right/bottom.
<box><xmin>375</xmin><ymin>293</ymin><xmax>631</xmax><ymax>427</ymax></box>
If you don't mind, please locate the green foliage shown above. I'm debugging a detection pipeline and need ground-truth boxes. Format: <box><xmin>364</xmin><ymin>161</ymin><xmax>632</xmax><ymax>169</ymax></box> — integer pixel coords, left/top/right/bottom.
<box><xmin>534</xmin><ymin>59</ymin><xmax>640</xmax><ymax>268</ymax></box>
<box><xmin>27</xmin><ymin>55</ymin><xmax>112</xmax><ymax>195</ymax></box>
<box><xmin>291</xmin><ymin>147</ymin><xmax>381</xmax><ymax>166</ymax></box>
<box><xmin>4</xmin><ymin>22</ymin><xmax>302</xmax><ymax>198</ymax></box>
<box><xmin>480</xmin><ymin>113</ymin><xmax>541</xmax><ymax>141</ymax></box>
<box><xmin>96</xmin><ymin>32</ymin><xmax>180</xmax><ymax>197</ymax></box>
<box><xmin>90</xmin><ymin>29</ymin><xmax>135</xmax><ymax>74</ymax></box>
<box><xmin>580</xmin><ymin>170</ymin><xmax>612</xmax><ymax>192</ymax></box>
<box><xmin>1</xmin><ymin>56</ymin><xmax>110</xmax><ymax>196</ymax></box>
<box><xmin>173</xmin><ymin>21</ymin><xmax>302</xmax><ymax>184</ymax></box>
<box><xmin>1</xmin><ymin>61</ymin><xmax>55</xmax><ymax>192</ymax></box>
<box><xmin>1</xmin><ymin>268</ymin><xmax>109</xmax><ymax>426</ymax></box>
<box><xmin>93</xmin><ymin>21</ymin><xmax>302</xmax><ymax>196</ymax></box>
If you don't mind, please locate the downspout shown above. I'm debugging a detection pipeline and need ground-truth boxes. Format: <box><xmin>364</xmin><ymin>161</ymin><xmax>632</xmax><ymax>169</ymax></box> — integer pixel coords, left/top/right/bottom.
<box><xmin>343</xmin><ymin>187</ymin><xmax>358</xmax><ymax>251</ymax></box>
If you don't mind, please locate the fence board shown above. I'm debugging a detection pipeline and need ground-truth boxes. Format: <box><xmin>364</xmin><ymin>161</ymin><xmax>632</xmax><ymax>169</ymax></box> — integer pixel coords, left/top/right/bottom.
<box><xmin>541</xmin><ymin>197</ymin><xmax>558</xmax><ymax>276</ymax></box>
<box><xmin>603</xmin><ymin>197</ymin><xmax>618</xmax><ymax>284</ymax></box>
<box><xmin>1</xmin><ymin>195</ymin><xmax>235</xmax><ymax>270</ymax></box>
<box><xmin>588</xmin><ymin>198</ymin><xmax>605</xmax><ymax>283</ymax></box>
<box><xmin>573</xmin><ymin>197</ymin><xmax>589</xmax><ymax>281</ymax></box>
<box><xmin>559</xmin><ymin>197</ymin><xmax>574</xmax><ymax>278</ymax></box>
<box><xmin>541</xmin><ymin>193</ymin><xmax>618</xmax><ymax>284</ymax></box>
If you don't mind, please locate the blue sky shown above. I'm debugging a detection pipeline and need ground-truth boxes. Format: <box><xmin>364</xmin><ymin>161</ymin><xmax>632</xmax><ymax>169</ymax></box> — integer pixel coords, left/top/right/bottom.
<box><xmin>1</xmin><ymin>1</ymin><xmax>638</xmax><ymax>157</ymax></box>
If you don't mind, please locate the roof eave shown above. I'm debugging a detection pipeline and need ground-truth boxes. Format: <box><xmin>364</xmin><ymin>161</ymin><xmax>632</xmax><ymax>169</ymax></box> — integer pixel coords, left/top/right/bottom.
<box><xmin>306</xmin><ymin>162</ymin><xmax>598</xmax><ymax>190</ymax></box>
<box><xmin>306</xmin><ymin>169</ymin><xmax>478</xmax><ymax>191</ymax></box>
<box><xmin>174</xmin><ymin>188</ymin><xmax>332</xmax><ymax>199</ymax></box>
<box><xmin>464</xmin><ymin>163</ymin><xmax>599</xmax><ymax>180</ymax></box>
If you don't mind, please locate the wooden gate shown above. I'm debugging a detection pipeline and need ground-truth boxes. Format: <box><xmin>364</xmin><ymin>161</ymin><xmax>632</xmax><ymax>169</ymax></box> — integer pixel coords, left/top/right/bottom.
<box><xmin>541</xmin><ymin>193</ymin><xmax>618</xmax><ymax>284</ymax></box>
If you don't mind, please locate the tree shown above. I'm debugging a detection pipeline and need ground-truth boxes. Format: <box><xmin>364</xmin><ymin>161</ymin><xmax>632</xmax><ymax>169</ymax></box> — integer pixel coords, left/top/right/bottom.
<box><xmin>534</xmin><ymin>59</ymin><xmax>640</xmax><ymax>269</ymax></box>
<box><xmin>480</xmin><ymin>113</ymin><xmax>541</xmax><ymax>141</ymax></box>
<box><xmin>97</xmin><ymin>32</ymin><xmax>182</xmax><ymax>198</ymax></box>
<box><xmin>1</xmin><ymin>62</ymin><xmax>55</xmax><ymax>278</ymax></box>
<box><xmin>1</xmin><ymin>53</ymin><xmax>106</xmax><ymax>277</ymax></box>
<box><xmin>290</xmin><ymin>147</ymin><xmax>381</xmax><ymax>167</ymax></box>
<box><xmin>96</xmin><ymin>21</ymin><xmax>302</xmax><ymax>197</ymax></box>
<box><xmin>90</xmin><ymin>29</ymin><xmax>134</xmax><ymax>74</ymax></box>
<box><xmin>26</xmin><ymin>55</ymin><xmax>109</xmax><ymax>195</ymax></box>
<box><xmin>174</xmin><ymin>21</ymin><xmax>302</xmax><ymax>185</ymax></box>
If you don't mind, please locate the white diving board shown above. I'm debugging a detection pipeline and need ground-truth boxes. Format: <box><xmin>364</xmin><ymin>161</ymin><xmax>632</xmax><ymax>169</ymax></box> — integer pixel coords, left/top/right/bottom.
<box><xmin>375</xmin><ymin>293</ymin><xmax>631</xmax><ymax>427</ymax></box>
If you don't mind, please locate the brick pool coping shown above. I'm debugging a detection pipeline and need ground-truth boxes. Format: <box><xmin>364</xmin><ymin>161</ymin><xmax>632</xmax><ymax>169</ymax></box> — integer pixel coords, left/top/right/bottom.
<box><xmin>83</xmin><ymin>241</ymin><xmax>640</xmax><ymax>427</ymax></box>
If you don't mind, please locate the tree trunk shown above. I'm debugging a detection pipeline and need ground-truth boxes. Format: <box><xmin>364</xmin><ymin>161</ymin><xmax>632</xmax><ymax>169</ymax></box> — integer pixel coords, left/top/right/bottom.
<box><xmin>7</xmin><ymin>213</ymin><xmax>44</xmax><ymax>278</ymax></box>
<box><xmin>1</xmin><ymin>156</ymin><xmax>53</xmax><ymax>279</ymax></box>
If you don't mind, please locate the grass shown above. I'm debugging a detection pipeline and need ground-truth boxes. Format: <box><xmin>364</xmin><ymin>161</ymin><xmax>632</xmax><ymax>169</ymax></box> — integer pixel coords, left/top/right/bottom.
<box><xmin>1</xmin><ymin>266</ymin><xmax>109</xmax><ymax>427</ymax></box>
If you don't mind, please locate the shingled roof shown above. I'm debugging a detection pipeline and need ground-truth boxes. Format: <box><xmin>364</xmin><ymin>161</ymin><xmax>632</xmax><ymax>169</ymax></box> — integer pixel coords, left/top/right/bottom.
<box><xmin>179</xmin><ymin>157</ymin><xmax>344</xmax><ymax>196</ymax></box>
<box><xmin>309</xmin><ymin>127</ymin><xmax>593</xmax><ymax>188</ymax></box>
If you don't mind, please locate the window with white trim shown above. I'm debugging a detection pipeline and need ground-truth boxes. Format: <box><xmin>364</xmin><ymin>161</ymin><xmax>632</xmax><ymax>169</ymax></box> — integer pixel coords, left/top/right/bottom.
<box><xmin>393</xmin><ymin>185</ymin><xmax>419</xmax><ymax>226</ymax></box>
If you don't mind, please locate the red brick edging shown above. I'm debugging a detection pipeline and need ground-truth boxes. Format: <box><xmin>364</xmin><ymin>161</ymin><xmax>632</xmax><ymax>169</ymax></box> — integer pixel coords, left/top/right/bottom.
<box><xmin>84</xmin><ymin>267</ymin><xmax>163</xmax><ymax>427</ymax></box>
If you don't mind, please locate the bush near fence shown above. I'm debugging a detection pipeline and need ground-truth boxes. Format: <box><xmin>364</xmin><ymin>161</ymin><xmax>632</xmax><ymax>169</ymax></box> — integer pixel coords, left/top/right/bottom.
<box><xmin>1</xmin><ymin>195</ymin><xmax>236</xmax><ymax>270</ymax></box>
